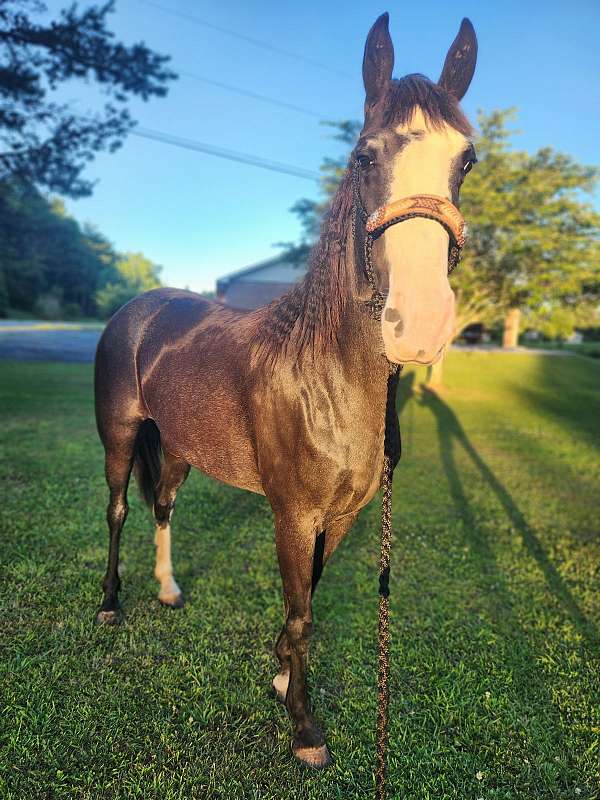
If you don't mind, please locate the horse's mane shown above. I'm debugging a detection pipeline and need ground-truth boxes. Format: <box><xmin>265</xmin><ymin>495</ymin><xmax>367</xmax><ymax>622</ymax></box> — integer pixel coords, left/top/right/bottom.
<box><xmin>252</xmin><ymin>167</ymin><xmax>355</xmax><ymax>365</ymax></box>
<box><xmin>251</xmin><ymin>75</ymin><xmax>472</xmax><ymax>365</ymax></box>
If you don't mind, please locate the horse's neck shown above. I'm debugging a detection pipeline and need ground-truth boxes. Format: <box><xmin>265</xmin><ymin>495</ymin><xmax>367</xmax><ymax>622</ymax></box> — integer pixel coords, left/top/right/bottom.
<box><xmin>337</xmin><ymin>222</ymin><xmax>386</xmax><ymax>362</ymax></box>
<box><xmin>254</xmin><ymin>185</ymin><xmax>385</xmax><ymax>375</ymax></box>
<box><xmin>336</xmin><ymin>296</ymin><xmax>387</xmax><ymax>374</ymax></box>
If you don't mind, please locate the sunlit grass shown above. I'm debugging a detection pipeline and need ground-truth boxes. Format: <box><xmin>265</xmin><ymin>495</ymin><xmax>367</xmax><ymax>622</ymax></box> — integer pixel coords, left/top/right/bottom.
<box><xmin>0</xmin><ymin>354</ymin><xmax>598</xmax><ymax>799</ymax></box>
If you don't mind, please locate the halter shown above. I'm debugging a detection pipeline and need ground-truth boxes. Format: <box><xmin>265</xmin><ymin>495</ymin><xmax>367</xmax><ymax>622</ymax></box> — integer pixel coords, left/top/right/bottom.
<box><xmin>351</xmin><ymin>162</ymin><xmax>467</xmax><ymax>320</ymax></box>
<box><xmin>351</xmin><ymin>161</ymin><xmax>467</xmax><ymax>800</ymax></box>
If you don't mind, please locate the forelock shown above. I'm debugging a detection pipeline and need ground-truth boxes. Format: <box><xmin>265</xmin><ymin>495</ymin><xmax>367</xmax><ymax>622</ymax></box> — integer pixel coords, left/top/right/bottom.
<box><xmin>383</xmin><ymin>74</ymin><xmax>473</xmax><ymax>136</ymax></box>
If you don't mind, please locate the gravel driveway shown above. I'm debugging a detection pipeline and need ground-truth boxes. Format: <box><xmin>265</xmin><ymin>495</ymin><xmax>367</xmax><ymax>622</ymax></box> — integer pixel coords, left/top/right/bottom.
<box><xmin>0</xmin><ymin>320</ymin><xmax>575</xmax><ymax>363</ymax></box>
<box><xmin>0</xmin><ymin>321</ymin><xmax>103</xmax><ymax>362</ymax></box>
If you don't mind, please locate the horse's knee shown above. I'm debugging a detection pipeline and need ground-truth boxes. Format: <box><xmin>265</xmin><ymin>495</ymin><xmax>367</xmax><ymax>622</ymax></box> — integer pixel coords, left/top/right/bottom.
<box><xmin>285</xmin><ymin>616</ymin><xmax>313</xmax><ymax>652</ymax></box>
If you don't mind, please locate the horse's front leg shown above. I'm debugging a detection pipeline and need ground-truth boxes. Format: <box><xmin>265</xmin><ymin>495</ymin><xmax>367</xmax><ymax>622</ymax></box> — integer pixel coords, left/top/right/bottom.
<box><xmin>274</xmin><ymin>511</ymin><xmax>331</xmax><ymax>769</ymax></box>
<box><xmin>273</xmin><ymin>513</ymin><xmax>358</xmax><ymax>705</ymax></box>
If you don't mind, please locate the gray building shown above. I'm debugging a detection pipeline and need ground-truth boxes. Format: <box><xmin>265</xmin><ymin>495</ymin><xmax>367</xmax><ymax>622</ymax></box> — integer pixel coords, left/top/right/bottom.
<box><xmin>217</xmin><ymin>249</ymin><xmax>308</xmax><ymax>310</ymax></box>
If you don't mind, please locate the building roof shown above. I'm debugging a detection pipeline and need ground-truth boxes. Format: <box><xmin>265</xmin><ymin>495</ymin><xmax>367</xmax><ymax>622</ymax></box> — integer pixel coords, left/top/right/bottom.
<box><xmin>216</xmin><ymin>248</ymin><xmax>309</xmax><ymax>295</ymax></box>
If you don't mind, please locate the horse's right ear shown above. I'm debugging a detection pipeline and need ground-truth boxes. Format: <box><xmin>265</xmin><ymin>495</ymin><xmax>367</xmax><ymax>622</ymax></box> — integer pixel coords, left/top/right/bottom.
<box><xmin>363</xmin><ymin>13</ymin><xmax>394</xmax><ymax>112</ymax></box>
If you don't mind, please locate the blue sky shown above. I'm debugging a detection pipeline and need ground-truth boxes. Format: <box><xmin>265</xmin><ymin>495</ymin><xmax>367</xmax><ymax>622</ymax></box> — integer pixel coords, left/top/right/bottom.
<box><xmin>50</xmin><ymin>0</ymin><xmax>599</xmax><ymax>292</ymax></box>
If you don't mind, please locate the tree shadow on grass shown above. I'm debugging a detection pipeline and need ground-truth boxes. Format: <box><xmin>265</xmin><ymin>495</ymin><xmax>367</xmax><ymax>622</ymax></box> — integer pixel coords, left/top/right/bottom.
<box><xmin>419</xmin><ymin>384</ymin><xmax>599</xmax><ymax>653</ymax></box>
<box><xmin>509</xmin><ymin>354</ymin><xmax>600</xmax><ymax>455</ymax></box>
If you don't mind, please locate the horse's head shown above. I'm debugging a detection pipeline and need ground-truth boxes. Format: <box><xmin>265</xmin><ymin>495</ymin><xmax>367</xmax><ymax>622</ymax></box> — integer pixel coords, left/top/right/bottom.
<box><xmin>354</xmin><ymin>14</ymin><xmax>477</xmax><ymax>365</ymax></box>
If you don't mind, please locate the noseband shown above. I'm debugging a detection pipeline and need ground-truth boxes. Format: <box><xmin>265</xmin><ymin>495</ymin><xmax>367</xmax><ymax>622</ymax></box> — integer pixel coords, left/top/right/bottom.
<box><xmin>351</xmin><ymin>163</ymin><xmax>467</xmax><ymax>319</ymax></box>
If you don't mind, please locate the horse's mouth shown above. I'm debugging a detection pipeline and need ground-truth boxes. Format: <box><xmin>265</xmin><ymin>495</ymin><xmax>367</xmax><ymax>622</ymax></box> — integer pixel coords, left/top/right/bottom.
<box><xmin>397</xmin><ymin>344</ymin><xmax>446</xmax><ymax>367</ymax></box>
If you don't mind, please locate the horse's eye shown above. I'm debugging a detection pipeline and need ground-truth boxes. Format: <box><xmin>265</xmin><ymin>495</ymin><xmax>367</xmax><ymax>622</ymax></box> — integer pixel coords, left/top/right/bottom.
<box><xmin>356</xmin><ymin>153</ymin><xmax>375</xmax><ymax>170</ymax></box>
<box><xmin>463</xmin><ymin>159</ymin><xmax>476</xmax><ymax>175</ymax></box>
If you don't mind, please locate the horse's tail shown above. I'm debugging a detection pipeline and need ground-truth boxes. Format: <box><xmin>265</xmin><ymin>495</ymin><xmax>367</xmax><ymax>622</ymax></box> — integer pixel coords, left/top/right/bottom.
<box><xmin>133</xmin><ymin>419</ymin><xmax>163</xmax><ymax>508</ymax></box>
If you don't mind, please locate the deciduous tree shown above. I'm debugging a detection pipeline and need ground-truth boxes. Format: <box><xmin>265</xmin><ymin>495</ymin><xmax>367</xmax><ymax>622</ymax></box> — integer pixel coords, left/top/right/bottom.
<box><xmin>0</xmin><ymin>0</ymin><xmax>176</xmax><ymax>197</ymax></box>
<box><xmin>457</xmin><ymin>110</ymin><xmax>600</xmax><ymax>348</ymax></box>
<box><xmin>95</xmin><ymin>251</ymin><xmax>162</xmax><ymax>318</ymax></box>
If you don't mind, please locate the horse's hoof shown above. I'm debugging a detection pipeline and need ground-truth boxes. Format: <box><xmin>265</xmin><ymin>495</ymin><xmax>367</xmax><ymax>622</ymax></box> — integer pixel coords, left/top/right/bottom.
<box><xmin>159</xmin><ymin>592</ymin><xmax>185</xmax><ymax>609</ymax></box>
<box><xmin>95</xmin><ymin>608</ymin><xmax>123</xmax><ymax>625</ymax></box>
<box><xmin>272</xmin><ymin>671</ymin><xmax>289</xmax><ymax>704</ymax></box>
<box><xmin>292</xmin><ymin>742</ymin><xmax>331</xmax><ymax>769</ymax></box>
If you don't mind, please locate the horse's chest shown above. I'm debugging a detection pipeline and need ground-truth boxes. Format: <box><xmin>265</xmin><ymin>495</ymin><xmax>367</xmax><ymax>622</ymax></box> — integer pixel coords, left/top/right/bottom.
<box><xmin>254</xmin><ymin>372</ymin><xmax>387</xmax><ymax>519</ymax></box>
<box><xmin>321</xmin><ymin>406</ymin><xmax>385</xmax><ymax>517</ymax></box>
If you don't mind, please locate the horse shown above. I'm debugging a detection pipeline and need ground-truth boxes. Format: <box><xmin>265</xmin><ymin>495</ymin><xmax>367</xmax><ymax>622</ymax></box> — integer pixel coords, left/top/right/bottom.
<box><xmin>94</xmin><ymin>12</ymin><xmax>478</xmax><ymax>771</ymax></box>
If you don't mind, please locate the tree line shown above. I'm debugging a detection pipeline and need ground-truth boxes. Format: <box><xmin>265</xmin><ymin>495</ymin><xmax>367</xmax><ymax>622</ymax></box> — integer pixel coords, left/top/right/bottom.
<box><xmin>0</xmin><ymin>0</ymin><xmax>174</xmax><ymax>320</ymax></box>
<box><xmin>0</xmin><ymin>178</ymin><xmax>161</xmax><ymax>319</ymax></box>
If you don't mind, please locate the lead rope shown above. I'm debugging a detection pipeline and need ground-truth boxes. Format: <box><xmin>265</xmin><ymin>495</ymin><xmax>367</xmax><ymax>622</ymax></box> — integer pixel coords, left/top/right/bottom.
<box><xmin>351</xmin><ymin>161</ymin><xmax>397</xmax><ymax>799</ymax></box>
<box><xmin>376</xmin><ymin>362</ymin><xmax>398</xmax><ymax>800</ymax></box>
<box><xmin>376</xmin><ymin>451</ymin><xmax>393</xmax><ymax>800</ymax></box>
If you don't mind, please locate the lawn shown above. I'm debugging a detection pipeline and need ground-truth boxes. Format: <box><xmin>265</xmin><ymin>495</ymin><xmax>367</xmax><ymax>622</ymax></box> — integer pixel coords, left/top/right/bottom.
<box><xmin>0</xmin><ymin>353</ymin><xmax>598</xmax><ymax>800</ymax></box>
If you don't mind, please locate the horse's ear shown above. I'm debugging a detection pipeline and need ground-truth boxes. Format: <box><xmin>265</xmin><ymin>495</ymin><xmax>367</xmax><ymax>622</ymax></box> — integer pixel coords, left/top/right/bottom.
<box><xmin>362</xmin><ymin>12</ymin><xmax>394</xmax><ymax>112</ymax></box>
<box><xmin>438</xmin><ymin>18</ymin><xmax>477</xmax><ymax>101</ymax></box>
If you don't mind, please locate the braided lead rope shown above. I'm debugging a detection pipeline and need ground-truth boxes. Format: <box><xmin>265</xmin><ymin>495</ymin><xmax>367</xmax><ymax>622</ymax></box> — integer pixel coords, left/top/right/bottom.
<box><xmin>353</xmin><ymin>157</ymin><xmax>409</xmax><ymax>796</ymax></box>
<box><xmin>354</xmin><ymin>155</ymin><xmax>398</xmax><ymax>797</ymax></box>
<box><xmin>376</xmin><ymin>450</ymin><xmax>393</xmax><ymax>800</ymax></box>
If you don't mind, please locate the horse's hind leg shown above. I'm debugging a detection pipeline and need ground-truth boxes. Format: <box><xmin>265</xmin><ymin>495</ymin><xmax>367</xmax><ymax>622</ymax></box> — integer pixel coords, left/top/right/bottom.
<box><xmin>153</xmin><ymin>452</ymin><xmax>190</xmax><ymax>608</ymax></box>
<box><xmin>95</xmin><ymin>421</ymin><xmax>139</xmax><ymax>625</ymax></box>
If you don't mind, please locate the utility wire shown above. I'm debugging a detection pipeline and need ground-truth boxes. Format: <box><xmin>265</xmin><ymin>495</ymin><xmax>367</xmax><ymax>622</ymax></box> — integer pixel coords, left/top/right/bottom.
<box><xmin>140</xmin><ymin>0</ymin><xmax>352</xmax><ymax>79</ymax></box>
<box><xmin>131</xmin><ymin>126</ymin><xmax>320</xmax><ymax>182</ymax></box>
<box><xmin>179</xmin><ymin>70</ymin><xmax>324</xmax><ymax>118</ymax></box>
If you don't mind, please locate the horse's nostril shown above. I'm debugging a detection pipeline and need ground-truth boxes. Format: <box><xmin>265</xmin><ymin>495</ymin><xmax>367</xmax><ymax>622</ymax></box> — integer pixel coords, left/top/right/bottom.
<box><xmin>394</xmin><ymin>319</ymin><xmax>404</xmax><ymax>337</ymax></box>
<box><xmin>384</xmin><ymin>307</ymin><xmax>402</xmax><ymax>323</ymax></box>
<box><xmin>416</xmin><ymin>349</ymin><xmax>426</xmax><ymax>358</ymax></box>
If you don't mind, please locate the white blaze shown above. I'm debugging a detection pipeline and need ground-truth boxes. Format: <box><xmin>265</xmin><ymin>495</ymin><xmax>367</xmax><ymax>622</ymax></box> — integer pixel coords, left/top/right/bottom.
<box><xmin>381</xmin><ymin>109</ymin><xmax>467</xmax><ymax>365</ymax></box>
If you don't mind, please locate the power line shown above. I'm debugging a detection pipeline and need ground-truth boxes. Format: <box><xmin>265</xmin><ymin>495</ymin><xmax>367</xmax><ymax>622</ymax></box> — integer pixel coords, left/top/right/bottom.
<box><xmin>179</xmin><ymin>70</ymin><xmax>324</xmax><ymax>118</ymax></box>
<box><xmin>140</xmin><ymin>0</ymin><xmax>352</xmax><ymax>80</ymax></box>
<box><xmin>131</xmin><ymin>126</ymin><xmax>320</xmax><ymax>182</ymax></box>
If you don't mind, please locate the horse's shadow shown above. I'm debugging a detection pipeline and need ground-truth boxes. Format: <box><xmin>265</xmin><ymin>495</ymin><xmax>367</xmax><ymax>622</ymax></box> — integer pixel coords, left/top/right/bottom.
<box><xmin>314</xmin><ymin>369</ymin><xmax>597</xmax><ymax>776</ymax></box>
<box><xmin>418</xmin><ymin>382</ymin><xmax>598</xmax><ymax>650</ymax></box>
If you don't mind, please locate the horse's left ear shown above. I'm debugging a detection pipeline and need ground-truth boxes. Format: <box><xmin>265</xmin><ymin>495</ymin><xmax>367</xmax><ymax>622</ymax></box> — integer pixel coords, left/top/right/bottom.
<box><xmin>363</xmin><ymin>13</ymin><xmax>394</xmax><ymax>112</ymax></box>
<box><xmin>438</xmin><ymin>18</ymin><xmax>477</xmax><ymax>101</ymax></box>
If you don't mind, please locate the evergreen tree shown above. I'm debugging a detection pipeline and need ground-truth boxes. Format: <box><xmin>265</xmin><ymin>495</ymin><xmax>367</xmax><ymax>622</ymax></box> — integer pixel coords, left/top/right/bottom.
<box><xmin>0</xmin><ymin>179</ymin><xmax>161</xmax><ymax>318</ymax></box>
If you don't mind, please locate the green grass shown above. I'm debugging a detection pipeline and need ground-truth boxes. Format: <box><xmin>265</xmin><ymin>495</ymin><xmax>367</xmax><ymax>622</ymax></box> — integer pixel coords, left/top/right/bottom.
<box><xmin>0</xmin><ymin>353</ymin><xmax>599</xmax><ymax>800</ymax></box>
